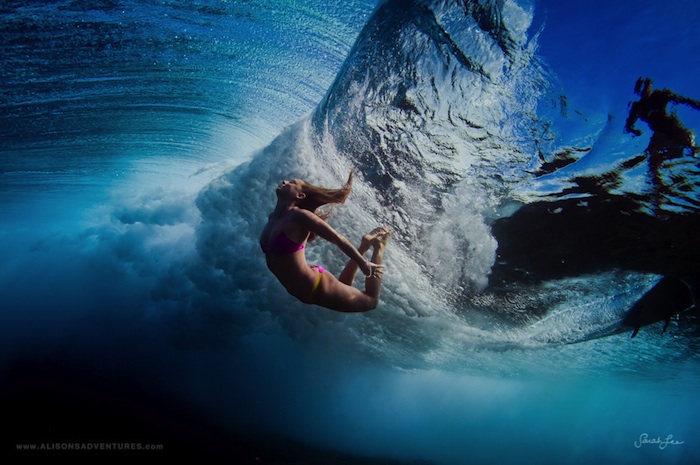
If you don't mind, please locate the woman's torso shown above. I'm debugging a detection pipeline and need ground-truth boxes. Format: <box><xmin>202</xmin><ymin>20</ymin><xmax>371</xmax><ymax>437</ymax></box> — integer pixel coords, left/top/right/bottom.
<box><xmin>260</xmin><ymin>209</ymin><xmax>318</xmax><ymax>300</ymax></box>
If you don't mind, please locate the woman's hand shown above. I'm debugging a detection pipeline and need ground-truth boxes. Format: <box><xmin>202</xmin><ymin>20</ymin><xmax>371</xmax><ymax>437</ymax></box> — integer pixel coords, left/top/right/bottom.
<box><xmin>361</xmin><ymin>260</ymin><xmax>384</xmax><ymax>279</ymax></box>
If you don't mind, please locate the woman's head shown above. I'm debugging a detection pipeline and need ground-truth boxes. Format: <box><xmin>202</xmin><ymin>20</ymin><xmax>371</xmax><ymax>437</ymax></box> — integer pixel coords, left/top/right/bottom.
<box><xmin>295</xmin><ymin>169</ymin><xmax>353</xmax><ymax>214</ymax></box>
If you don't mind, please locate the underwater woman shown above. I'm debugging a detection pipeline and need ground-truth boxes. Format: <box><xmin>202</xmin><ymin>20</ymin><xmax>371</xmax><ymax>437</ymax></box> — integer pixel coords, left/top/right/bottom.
<box><xmin>259</xmin><ymin>170</ymin><xmax>391</xmax><ymax>312</ymax></box>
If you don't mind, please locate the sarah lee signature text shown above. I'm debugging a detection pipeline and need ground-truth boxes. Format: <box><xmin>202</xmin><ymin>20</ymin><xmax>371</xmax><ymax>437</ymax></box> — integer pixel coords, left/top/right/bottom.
<box><xmin>634</xmin><ymin>433</ymin><xmax>684</xmax><ymax>450</ymax></box>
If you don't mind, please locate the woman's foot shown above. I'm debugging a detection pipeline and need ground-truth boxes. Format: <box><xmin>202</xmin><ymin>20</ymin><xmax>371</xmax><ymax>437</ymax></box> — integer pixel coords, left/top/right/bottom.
<box><xmin>361</xmin><ymin>226</ymin><xmax>388</xmax><ymax>252</ymax></box>
<box><xmin>366</xmin><ymin>227</ymin><xmax>391</xmax><ymax>280</ymax></box>
<box><xmin>371</xmin><ymin>227</ymin><xmax>392</xmax><ymax>250</ymax></box>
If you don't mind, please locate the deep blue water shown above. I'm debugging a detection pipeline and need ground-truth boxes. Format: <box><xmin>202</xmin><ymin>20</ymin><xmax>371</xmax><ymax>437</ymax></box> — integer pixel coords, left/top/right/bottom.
<box><xmin>2</xmin><ymin>1</ymin><xmax>700</xmax><ymax>464</ymax></box>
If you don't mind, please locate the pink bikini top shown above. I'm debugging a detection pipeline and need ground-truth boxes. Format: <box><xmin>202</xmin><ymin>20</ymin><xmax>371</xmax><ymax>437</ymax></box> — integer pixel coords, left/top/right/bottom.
<box><xmin>260</xmin><ymin>230</ymin><xmax>305</xmax><ymax>255</ymax></box>
<box><xmin>260</xmin><ymin>212</ymin><xmax>306</xmax><ymax>255</ymax></box>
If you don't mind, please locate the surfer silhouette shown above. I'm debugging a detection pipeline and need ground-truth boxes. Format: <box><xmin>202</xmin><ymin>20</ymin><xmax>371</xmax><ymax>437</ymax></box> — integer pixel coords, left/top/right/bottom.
<box><xmin>625</xmin><ymin>77</ymin><xmax>700</xmax><ymax>209</ymax></box>
<box><xmin>259</xmin><ymin>170</ymin><xmax>391</xmax><ymax>312</ymax></box>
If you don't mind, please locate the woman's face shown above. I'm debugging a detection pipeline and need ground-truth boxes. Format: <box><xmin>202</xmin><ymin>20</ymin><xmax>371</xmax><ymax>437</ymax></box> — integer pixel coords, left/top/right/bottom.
<box><xmin>277</xmin><ymin>179</ymin><xmax>305</xmax><ymax>199</ymax></box>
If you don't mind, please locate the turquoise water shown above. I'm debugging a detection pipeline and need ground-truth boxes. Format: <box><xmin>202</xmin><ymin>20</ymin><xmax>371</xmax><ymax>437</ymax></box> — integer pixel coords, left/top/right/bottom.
<box><xmin>2</xmin><ymin>1</ymin><xmax>700</xmax><ymax>463</ymax></box>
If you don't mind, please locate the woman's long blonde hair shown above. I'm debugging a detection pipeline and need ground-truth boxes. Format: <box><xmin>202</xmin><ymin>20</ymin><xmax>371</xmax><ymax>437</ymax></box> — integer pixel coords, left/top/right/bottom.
<box><xmin>298</xmin><ymin>169</ymin><xmax>354</xmax><ymax>241</ymax></box>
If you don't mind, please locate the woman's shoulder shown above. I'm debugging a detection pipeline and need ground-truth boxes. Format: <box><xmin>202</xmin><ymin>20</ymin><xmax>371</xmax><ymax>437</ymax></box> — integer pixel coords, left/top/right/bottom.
<box><xmin>288</xmin><ymin>207</ymin><xmax>327</xmax><ymax>235</ymax></box>
<box><xmin>288</xmin><ymin>207</ymin><xmax>316</xmax><ymax>222</ymax></box>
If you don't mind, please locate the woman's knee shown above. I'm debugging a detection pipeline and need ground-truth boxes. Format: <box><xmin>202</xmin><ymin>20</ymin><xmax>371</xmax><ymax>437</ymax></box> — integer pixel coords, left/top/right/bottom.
<box><xmin>322</xmin><ymin>293</ymin><xmax>377</xmax><ymax>313</ymax></box>
<box><xmin>365</xmin><ymin>296</ymin><xmax>378</xmax><ymax>311</ymax></box>
<box><xmin>346</xmin><ymin>294</ymin><xmax>377</xmax><ymax>312</ymax></box>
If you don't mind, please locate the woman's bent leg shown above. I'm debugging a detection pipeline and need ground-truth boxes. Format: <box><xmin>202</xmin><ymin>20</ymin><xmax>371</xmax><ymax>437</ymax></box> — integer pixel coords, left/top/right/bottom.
<box><xmin>313</xmin><ymin>273</ymin><xmax>377</xmax><ymax>312</ymax></box>
<box><xmin>315</xmin><ymin>229</ymin><xmax>391</xmax><ymax>313</ymax></box>
<box><xmin>338</xmin><ymin>227</ymin><xmax>385</xmax><ymax>285</ymax></box>
<box><xmin>363</xmin><ymin>230</ymin><xmax>390</xmax><ymax>306</ymax></box>
<box><xmin>338</xmin><ymin>242</ymin><xmax>368</xmax><ymax>285</ymax></box>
